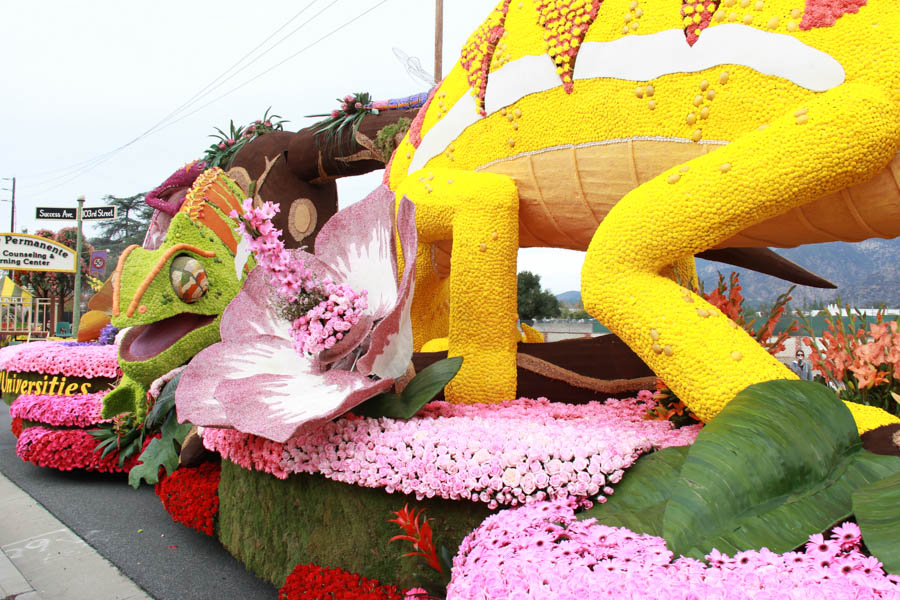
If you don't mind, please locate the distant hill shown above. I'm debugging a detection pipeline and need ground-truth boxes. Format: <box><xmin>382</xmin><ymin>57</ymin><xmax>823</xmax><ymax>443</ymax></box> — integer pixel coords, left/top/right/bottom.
<box><xmin>556</xmin><ymin>290</ymin><xmax>582</xmax><ymax>306</ymax></box>
<box><xmin>557</xmin><ymin>238</ymin><xmax>900</xmax><ymax>309</ymax></box>
<box><xmin>697</xmin><ymin>238</ymin><xmax>900</xmax><ymax>308</ymax></box>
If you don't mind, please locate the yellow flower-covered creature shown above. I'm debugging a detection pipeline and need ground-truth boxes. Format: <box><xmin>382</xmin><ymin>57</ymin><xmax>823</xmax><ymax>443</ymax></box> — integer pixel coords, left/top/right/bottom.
<box><xmin>385</xmin><ymin>0</ymin><xmax>900</xmax><ymax>432</ymax></box>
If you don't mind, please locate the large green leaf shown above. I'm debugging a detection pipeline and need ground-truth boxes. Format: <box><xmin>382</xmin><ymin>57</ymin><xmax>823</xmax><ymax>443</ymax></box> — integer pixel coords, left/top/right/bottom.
<box><xmin>580</xmin><ymin>380</ymin><xmax>900</xmax><ymax>560</ymax></box>
<box><xmin>853</xmin><ymin>471</ymin><xmax>900</xmax><ymax>574</ymax></box>
<box><xmin>128</xmin><ymin>412</ymin><xmax>192</xmax><ymax>489</ymax></box>
<box><xmin>663</xmin><ymin>380</ymin><xmax>900</xmax><ymax>558</ymax></box>
<box><xmin>144</xmin><ymin>371</ymin><xmax>184</xmax><ymax>431</ymax></box>
<box><xmin>579</xmin><ymin>445</ymin><xmax>688</xmax><ymax>537</ymax></box>
<box><xmin>355</xmin><ymin>357</ymin><xmax>463</xmax><ymax>420</ymax></box>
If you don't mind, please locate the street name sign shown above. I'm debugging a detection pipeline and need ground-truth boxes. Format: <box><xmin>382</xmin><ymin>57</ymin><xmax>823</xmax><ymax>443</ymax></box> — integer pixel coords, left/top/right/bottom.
<box><xmin>82</xmin><ymin>206</ymin><xmax>117</xmax><ymax>220</ymax></box>
<box><xmin>35</xmin><ymin>206</ymin><xmax>117</xmax><ymax>221</ymax></box>
<box><xmin>36</xmin><ymin>207</ymin><xmax>76</xmax><ymax>220</ymax></box>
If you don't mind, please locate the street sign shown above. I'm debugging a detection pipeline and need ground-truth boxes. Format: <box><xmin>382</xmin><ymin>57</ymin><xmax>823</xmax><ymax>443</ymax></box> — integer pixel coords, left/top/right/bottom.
<box><xmin>35</xmin><ymin>205</ymin><xmax>117</xmax><ymax>221</ymax></box>
<box><xmin>0</xmin><ymin>233</ymin><xmax>76</xmax><ymax>272</ymax></box>
<box><xmin>36</xmin><ymin>207</ymin><xmax>76</xmax><ymax>220</ymax></box>
<box><xmin>82</xmin><ymin>206</ymin><xmax>117</xmax><ymax>220</ymax></box>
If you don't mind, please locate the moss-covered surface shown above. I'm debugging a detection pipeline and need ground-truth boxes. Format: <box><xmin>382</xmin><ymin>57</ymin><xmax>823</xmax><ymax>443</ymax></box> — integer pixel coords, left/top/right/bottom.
<box><xmin>218</xmin><ymin>460</ymin><xmax>494</xmax><ymax>589</ymax></box>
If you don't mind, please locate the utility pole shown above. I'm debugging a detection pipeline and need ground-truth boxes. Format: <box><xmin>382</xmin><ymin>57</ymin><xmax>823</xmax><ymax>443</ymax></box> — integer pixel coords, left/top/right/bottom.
<box><xmin>1</xmin><ymin>176</ymin><xmax>13</xmax><ymax>232</ymax></box>
<box><xmin>72</xmin><ymin>195</ymin><xmax>84</xmax><ymax>338</ymax></box>
<box><xmin>434</xmin><ymin>0</ymin><xmax>443</xmax><ymax>82</ymax></box>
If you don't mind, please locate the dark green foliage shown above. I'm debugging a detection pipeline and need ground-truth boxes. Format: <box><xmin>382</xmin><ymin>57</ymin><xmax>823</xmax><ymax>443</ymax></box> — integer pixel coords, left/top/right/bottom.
<box><xmin>580</xmin><ymin>380</ymin><xmax>900</xmax><ymax>560</ymax></box>
<box><xmin>217</xmin><ymin>460</ymin><xmax>493</xmax><ymax>589</ymax></box>
<box><xmin>374</xmin><ymin>117</ymin><xmax>412</xmax><ymax>161</ymax></box>
<box><xmin>128</xmin><ymin>372</ymin><xmax>192</xmax><ymax>488</ymax></box>
<box><xmin>355</xmin><ymin>357</ymin><xmax>463</xmax><ymax>419</ymax></box>
<box><xmin>127</xmin><ymin>414</ymin><xmax>191</xmax><ymax>488</ymax></box>
<box><xmin>517</xmin><ymin>271</ymin><xmax>561</xmax><ymax>321</ymax></box>
<box><xmin>853</xmin><ymin>471</ymin><xmax>900</xmax><ymax>574</ymax></box>
<box><xmin>87</xmin><ymin>193</ymin><xmax>155</xmax><ymax>267</ymax></box>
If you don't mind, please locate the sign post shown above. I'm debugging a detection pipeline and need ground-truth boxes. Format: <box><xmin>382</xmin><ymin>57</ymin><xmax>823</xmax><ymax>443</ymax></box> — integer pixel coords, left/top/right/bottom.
<box><xmin>72</xmin><ymin>196</ymin><xmax>85</xmax><ymax>338</ymax></box>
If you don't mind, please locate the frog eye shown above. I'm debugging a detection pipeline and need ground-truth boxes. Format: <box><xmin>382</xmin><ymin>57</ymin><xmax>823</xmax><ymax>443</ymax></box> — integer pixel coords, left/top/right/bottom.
<box><xmin>170</xmin><ymin>255</ymin><xmax>208</xmax><ymax>303</ymax></box>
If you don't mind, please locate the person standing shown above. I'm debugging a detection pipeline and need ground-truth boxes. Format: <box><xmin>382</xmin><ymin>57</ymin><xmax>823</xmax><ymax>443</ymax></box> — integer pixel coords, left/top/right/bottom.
<box><xmin>789</xmin><ymin>349</ymin><xmax>813</xmax><ymax>381</ymax></box>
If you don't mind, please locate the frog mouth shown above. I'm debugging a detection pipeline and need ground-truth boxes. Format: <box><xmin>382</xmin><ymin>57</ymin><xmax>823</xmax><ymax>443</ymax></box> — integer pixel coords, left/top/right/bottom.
<box><xmin>120</xmin><ymin>312</ymin><xmax>217</xmax><ymax>362</ymax></box>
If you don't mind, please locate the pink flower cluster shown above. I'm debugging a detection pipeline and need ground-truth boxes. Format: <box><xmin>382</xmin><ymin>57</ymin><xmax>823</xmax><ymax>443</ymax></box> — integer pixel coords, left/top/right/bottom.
<box><xmin>15</xmin><ymin>426</ymin><xmax>145</xmax><ymax>473</ymax></box>
<box><xmin>0</xmin><ymin>341</ymin><xmax>120</xmax><ymax>378</ymax></box>
<box><xmin>232</xmin><ymin>198</ymin><xmax>367</xmax><ymax>355</ymax></box>
<box><xmin>202</xmin><ymin>394</ymin><xmax>701</xmax><ymax>508</ymax></box>
<box><xmin>10</xmin><ymin>393</ymin><xmax>109</xmax><ymax>428</ymax></box>
<box><xmin>446</xmin><ymin>498</ymin><xmax>900</xmax><ymax>599</ymax></box>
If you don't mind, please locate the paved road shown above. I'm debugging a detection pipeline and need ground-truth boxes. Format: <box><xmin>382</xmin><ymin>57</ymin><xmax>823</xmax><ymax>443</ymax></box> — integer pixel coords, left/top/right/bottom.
<box><xmin>0</xmin><ymin>409</ymin><xmax>276</xmax><ymax>600</ymax></box>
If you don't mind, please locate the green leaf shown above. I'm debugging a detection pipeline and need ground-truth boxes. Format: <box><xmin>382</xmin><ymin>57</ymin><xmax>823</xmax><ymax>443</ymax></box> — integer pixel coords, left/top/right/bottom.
<box><xmin>354</xmin><ymin>357</ymin><xmax>463</xmax><ymax>419</ymax></box>
<box><xmin>853</xmin><ymin>470</ymin><xmax>900</xmax><ymax>574</ymax></box>
<box><xmin>144</xmin><ymin>371</ymin><xmax>184</xmax><ymax>431</ymax></box>
<box><xmin>578</xmin><ymin>445</ymin><xmax>688</xmax><ymax>538</ymax></box>
<box><xmin>127</xmin><ymin>412</ymin><xmax>193</xmax><ymax>489</ymax></box>
<box><xmin>662</xmin><ymin>380</ymin><xmax>900</xmax><ymax>558</ymax></box>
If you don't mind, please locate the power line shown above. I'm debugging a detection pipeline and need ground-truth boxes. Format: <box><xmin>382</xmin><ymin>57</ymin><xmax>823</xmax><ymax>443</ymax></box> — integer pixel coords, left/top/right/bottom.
<box><xmin>148</xmin><ymin>1</ymin><xmax>391</xmax><ymax>134</ymax></box>
<box><xmin>25</xmin><ymin>0</ymin><xmax>331</xmax><ymax>185</ymax></box>
<box><xmin>27</xmin><ymin>0</ymin><xmax>390</xmax><ymax>199</ymax></box>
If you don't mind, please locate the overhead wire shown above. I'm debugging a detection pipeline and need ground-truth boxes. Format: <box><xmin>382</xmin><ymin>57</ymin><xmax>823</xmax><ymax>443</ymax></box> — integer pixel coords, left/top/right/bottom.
<box><xmin>25</xmin><ymin>0</ymin><xmax>354</xmax><ymax>195</ymax></box>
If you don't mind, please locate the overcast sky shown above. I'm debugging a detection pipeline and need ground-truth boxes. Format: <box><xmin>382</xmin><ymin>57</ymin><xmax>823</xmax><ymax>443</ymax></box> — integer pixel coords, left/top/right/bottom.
<box><xmin>0</xmin><ymin>0</ymin><xmax>587</xmax><ymax>293</ymax></box>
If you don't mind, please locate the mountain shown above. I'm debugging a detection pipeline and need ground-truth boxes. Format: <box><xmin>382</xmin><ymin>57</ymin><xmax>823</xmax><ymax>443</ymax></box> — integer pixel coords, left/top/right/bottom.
<box><xmin>556</xmin><ymin>290</ymin><xmax>582</xmax><ymax>306</ymax></box>
<box><xmin>557</xmin><ymin>238</ymin><xmax>900</xmax><ymax>309</ymax></box>
<box><xmin>698</xmin><ymin>238</ymin><xmax>900</xmax><ymax>307</ymax></box>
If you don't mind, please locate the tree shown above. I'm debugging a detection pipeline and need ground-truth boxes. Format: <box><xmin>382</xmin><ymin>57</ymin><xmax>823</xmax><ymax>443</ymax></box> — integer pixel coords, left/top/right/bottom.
<box><xmin>13</xmin><ymin>228</ymin><xmax>94</xmax><ymax>322</ymax></box>
<box><xmin>517</xmin><ymin>271</ymin><xmax>561</xmax><ymax>322</ymax></box>
<box><xmin>87</xmin><ymin>193</ymin><xmax>154</xmax><ymax>278</ymax></box>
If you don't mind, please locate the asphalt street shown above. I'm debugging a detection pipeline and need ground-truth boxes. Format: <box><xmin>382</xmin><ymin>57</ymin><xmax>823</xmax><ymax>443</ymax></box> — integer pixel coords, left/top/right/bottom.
<box><xmin>0</xmin><ymin>408</ymin><xmax>276</xmax><ymax>600</ymax></box>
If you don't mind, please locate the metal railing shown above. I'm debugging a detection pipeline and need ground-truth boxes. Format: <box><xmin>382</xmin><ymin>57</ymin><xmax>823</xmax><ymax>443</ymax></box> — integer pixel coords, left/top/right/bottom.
<box><xmin>0</xmin><ymin>297</ymin><xmax>54</xmax><ymax>342</ymax></box>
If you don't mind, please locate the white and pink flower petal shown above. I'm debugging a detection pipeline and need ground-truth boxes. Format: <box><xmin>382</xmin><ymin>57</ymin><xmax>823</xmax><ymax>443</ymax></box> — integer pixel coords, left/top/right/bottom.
<box><xmin>357</xmin><ymin>197</ymin><xmax>417</xmax><ymax>379</ymax></box>
<box><xmin>214</xmin><ymin>358</ymin><xmax>393</xmax><ymax>443</ymax></box>
<box><xmin>313</xmin><ymin>185</ymin><xmax>399</xmax><ymax>320</ymax></box>
<box><xmin>219</xmin><ymin>268</ymin><xmax>290</xmax><ymax>342</ymax></box>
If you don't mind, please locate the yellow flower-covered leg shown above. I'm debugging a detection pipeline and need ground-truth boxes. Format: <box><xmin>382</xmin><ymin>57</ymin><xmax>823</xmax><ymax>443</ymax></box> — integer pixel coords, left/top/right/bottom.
<box><xmin>583</xmin><ymin>83</ymin><xmax>900</xmax><ymax>423</ymax></box>
<box><xmin>408</xmin><ymin>242</ymin><xmax>451</xmax><ymax>350</ymax></box>
<box><xmin>396</xmin><ymin>169</ymin><xmax>520</xmax><ymax>404</ymax></box>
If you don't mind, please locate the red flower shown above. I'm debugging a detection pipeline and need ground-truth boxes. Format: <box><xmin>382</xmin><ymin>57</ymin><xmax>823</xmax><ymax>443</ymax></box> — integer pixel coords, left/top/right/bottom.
<box><xmin>11</xmin><ymin>417</ymin><xmax>23</xmax><ymax>438</ymax></box>
<box><xmin>389</xmin><ymin>504</ymin><xmax>443</xmax><ymax>575</ymax></box>
<box><xmin>278</xmin><ymin>563</ymin><xmax>406</xmax><ymax>600</ymax></box>
<box><xmin>154</xmin><ymin>462</ymin><xmax>221</xmax><ymax>536</ymax></box>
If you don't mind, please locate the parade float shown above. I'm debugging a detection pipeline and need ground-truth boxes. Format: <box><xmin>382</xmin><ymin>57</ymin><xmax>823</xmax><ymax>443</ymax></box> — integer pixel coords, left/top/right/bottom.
<box><xmin>6</xmin><ymin>0</ymin><xmax>900</xmax><ymax>597</ymax></box>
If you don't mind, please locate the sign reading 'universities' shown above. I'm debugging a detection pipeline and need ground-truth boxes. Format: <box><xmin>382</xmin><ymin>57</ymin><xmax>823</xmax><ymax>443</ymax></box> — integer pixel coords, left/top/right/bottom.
<box><xmin>36</xmin><ymin>206</ymin><xmax>117</xmax><ymax>221</ymax></box>
<box><xmin>0</xmin><ymin>233</ymin><xmax>76</xmax><ymax>273</ymax></box>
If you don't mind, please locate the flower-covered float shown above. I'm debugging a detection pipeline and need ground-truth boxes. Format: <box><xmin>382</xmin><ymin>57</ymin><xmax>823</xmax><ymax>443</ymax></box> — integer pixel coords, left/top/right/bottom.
<box><xmin>155</xmin><ymin>0</ymin><xmax>900</xmax><ymax>596</ymax></box>
<box><xmin>9</xmin><ymin>1</ymin><xmax>900</xmax><ymax>597</ymax></box>
<box><xmin>0</xmin><ymin>326</ymin><xmax>141</xmax><ymax>472</ymax></box>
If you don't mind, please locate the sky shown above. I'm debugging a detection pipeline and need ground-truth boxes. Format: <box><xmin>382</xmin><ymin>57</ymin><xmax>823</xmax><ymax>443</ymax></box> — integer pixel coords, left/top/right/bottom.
<box><xmin>0</xmin><ymin>0</ymin><xmax>587</xmax><ymax>294</ymax></box>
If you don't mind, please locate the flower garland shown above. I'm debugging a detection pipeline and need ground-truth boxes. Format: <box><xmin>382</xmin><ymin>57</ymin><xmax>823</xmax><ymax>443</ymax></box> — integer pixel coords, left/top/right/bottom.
<box><xmin>278</xmin><ymin>563</ymin><xmax>407</xmax><ymax>600</ymax></box>
<box><xmin>202</xmin><ymin>394</ymin><xmax>701</xmax><ymax>509</ymax></box>
<box><xmin>15</xmin><ymin>427</ymin><xmax>150</xmax><ymax>473</ymax></box>
<box><xmin>232</xmin><ymin>198</ymin><xmax>367</xmax><ymax>356</ymax></box>
<box><xmin>446</xmin><ymin>498</ymin><xmax>900</xmax><ymax>599</ymax></box>
<box><xmin>1</xmin><ymin>341</ymin><xmax>120</xmax><ymax>378</ymax></box>
<box><xmin>154</xmin><ymin>461</ymin><xmax>220</xmax><ymax>536</ymax></box>
<box><xmin>10</xmin><ymin>393</ymin><xmax>108</xmax><ymax>428</ymax></box>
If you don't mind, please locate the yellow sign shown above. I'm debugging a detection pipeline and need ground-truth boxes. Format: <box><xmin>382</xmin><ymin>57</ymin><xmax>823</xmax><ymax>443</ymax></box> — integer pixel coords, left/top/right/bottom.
<box><xmin>0</xmin><ymin>233</ymin><xmax>76</xmax><ymax>273</ymax></box>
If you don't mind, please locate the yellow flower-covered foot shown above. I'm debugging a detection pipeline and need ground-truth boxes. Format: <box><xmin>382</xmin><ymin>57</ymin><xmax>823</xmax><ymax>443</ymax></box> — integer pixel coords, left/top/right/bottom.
<box><xmin>396</xmin><ymin>169</ymin><xmax>520</xmax><ymax>403</ymax></box>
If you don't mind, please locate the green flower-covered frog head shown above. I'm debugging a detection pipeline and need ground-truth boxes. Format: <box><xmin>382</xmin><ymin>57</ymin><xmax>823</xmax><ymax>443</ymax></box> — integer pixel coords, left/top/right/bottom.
<box><xmin>101</xmin><ymin>168</ymin><xmax>252</xmax><ymax>419</ymax></box>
